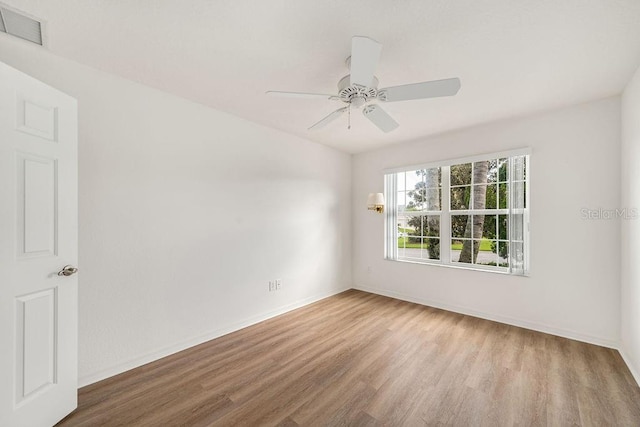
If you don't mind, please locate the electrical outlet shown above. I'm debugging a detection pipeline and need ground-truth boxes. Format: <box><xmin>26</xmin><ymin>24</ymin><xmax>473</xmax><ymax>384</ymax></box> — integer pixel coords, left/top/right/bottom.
<box><xmin>268</xmin><ymin>281</ymin><xmax>274</xmax><ymax>292</ymax></box>
<box><xmin>276</xmin><ymin>279</ymin><xmax>282</xmax><ymax>290</ymax></box>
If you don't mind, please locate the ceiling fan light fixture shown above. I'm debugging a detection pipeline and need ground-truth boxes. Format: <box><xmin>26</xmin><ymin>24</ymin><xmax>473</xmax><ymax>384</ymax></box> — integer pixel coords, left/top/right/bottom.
<box><xmin>351</xmin><ymin>96</ymin><xmax>366</xmax><ymax>109</ymax></box>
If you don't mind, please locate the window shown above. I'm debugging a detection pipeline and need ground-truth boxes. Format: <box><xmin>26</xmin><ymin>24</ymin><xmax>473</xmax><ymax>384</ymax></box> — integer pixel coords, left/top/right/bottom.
<box><xmin>384</xmin><ymin>150</ymin><xmax>529</xmax><ymax>275</ymax></box>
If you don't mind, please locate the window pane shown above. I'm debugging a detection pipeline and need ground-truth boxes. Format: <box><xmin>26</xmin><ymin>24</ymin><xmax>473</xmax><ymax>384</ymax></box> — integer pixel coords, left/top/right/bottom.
<box><xmin>405</xmin><ymin>215</ymin><xmax>422</xmax><ymax>239</ymax></box>
<box><xmin>451</xmin><ymin>215</ymin><xmax>469</xmax><ymax>239</ymax></box>
<box><xmin>407</xmin><ymin>186</ymin><xmax>425</xmax><ymax>210</ymax></box>
<box><xmin>476</xmin><ymin>240</ymin><xmax>497</xmax><ymax>266</ymax></box>
<box><xmin>397</xmin><ymin>191</ymin><xmax>406</xmax><ymax>211</ymax></box>
<box><xmin>498</xmin><ymin>183</ymin><xmax>508</xmax><ymax>208</ymax></box>
<box><xmin>471</xmin><ymin>240</ymin><xmax>482</xmax><ymax>264</ymax></box>
<box><xmin>396</xmin><ymin>172</ymin><xmax>406</xmax><ymax>191</ymax></box>
<box><xmin>418</xmin><ymin>238</ymin><xmax>428</xmax><ymax>250</ymax></box>
<box><xmin>420</xmin><ymin>237</ymin><xmax>440</xmax><ymax>260</ymax></box>
<box><xmin>406</xmin><ymin>170</ymin><xmax>422</xmax><ymax>192</ymax></box>
<box><xmin>424</xmin><ymin>215</ymin><xmax>440</xmax><ymax>237</ymax></box>
<box><xmin>513</xmin><ymin>156</ymin><xmax>525</xmax><ymax>181</ymax></box>
<box><xmin>397</xmin><ymin>215</ymin><xmax>409</xmax><ymax>237</ymax></box>
<box><xmin>450</xmin><ymin>186</ymin><xmax>470</xmax><ymax>210</ymax></box>
<box><xmin>475</xmin><ymin>184</ymin><xmax>497</xmax><ymax>209</ymax></box>
<box><xmin>424</xmin><ymin>188</ymin><xmax>441</xmax><ymax>211</ymax></box>
<box><xmin>451</xmin><ymin>239</ymin><xmax>478</xmax><ymax>264</ymax></box>
<box><xmin>405</xmin><ymin>215</ymin><xmax>439</xmax><ymax>238</ymax></box>
<box><xmin>511</xmin><ymin>213</ymin><xmax>524</xmax><ymax>241</ymax></box>
<box><xmin>450</xmin><ymin>239</ymin><xmax>467</xmax><ymax>263</ymax></box>
<box><xmin>513</xmin><ymin>182</ymin><xmax>525</xmax><ymax>208</ymax></box>
<box><xmin>511</xmin><ymin>241</ymin><xmax>524</xmax><ymax>270</ymax></box>
<box><xmin>426</xmin><ymin>239</ymin><xmax>440</xmax><ymax>260</ymax></box>
<box><xmin>397</xmin><ymin>216</ymin><xmax>408</xmax><ymax>259</ymax></box>
<box><xmin>400</xmin><ymin>168</ymin><xmax>442</xmax><ymax>212</ymax></box>
<box><xmin>472</xmin><ymin>161</ymin><xmax>490</xmax><ymax>185</ymax></box>
<box><xmin>398</xmin><ymin>215</ymin><xmax>438</xmax><ymax>259</ymax></box>
<box><xmin>424</xmin><ymin>167</ymin><xmax>441</xmax><ymax>189</ymax></box>
<box><xmin>451</xmin><ymin>163</ymin><xmax>471</xmax><ymax>185</ymax></box>
<box><xmin>397</xmin><ymin>245</ymin><xmax>406</xmax><ymax>259</ymax></box>
<box><xmin>487</xmin><ymin>159</ymin><xmax>499</xmax><ymax>183</ymax></box>
<box><xmin>482</xmin><ymin>214</ymin><xmax>497</xmax><ymax>237</ymax></box>
<box><xmin>498</xmin><ymin>158</ymin><xmax>508</xmax><ymax>182</ymax></box>
<box><xmin>400</xmin><ymin>226</ymin><xmax>427</xmax><ymax>259</ymax></box>
<box><xmin>498</xmin><ymin>214</ymin><xmax>509</xmax><ymax>240</ymax></box>
<box><xmin>498</xmin><ymin>241</ymin><xmax>509</xmax><ymax>267</ymax></box>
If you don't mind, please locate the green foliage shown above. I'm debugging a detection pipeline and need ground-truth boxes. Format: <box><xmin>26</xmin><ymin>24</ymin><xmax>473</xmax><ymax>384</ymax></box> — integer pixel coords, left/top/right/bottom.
<box><xmin>450</xmin><ymin>239</ymin><xmax>493</xmax><ymax>251</ymax></box>
<box><xmin>397</xmin><ymin>237</ymin><xmax>435</xmax><ymax>250</ymax></box>
<box><xmin>481</xmin><ymin>159</ymin><xmax>509</xmax><ymax>258</ymax></box>
<box><xmin>404</xmin><ymin>219</ymin><xmax>440</xmax><ymax>260</ymax></box>
<box><xmin>450</xmin><ymin>164</ymin><xmax>471</xmax><ymax>237</ymax></box>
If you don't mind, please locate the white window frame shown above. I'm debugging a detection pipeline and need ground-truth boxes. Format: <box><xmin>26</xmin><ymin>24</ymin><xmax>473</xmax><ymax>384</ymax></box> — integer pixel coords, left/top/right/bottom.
<box><xmin>384</xmin><ymin>149</ymin><xmax>530</xmax><ymax>276</ymax></box>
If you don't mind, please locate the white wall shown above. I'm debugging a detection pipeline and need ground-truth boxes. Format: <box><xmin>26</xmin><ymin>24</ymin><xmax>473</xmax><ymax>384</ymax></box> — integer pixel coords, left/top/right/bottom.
<box><xmin>621</xmin><ymin>64</ymin><xmax>640</xmax><ymax>382</ymax></box>
<box><xmin>0</xmin><ymin>37</ymin><xmax>351</xmax><ymax>386</ymax></box>
<box><xmin>353</xmin><ymin>97</ymin><xmax>621</xmax><ymax>347</ymax></box>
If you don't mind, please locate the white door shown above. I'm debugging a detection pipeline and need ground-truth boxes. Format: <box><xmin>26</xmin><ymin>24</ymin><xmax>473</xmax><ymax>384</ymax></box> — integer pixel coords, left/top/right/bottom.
<box><xmin>0</xmin><ymin>61</ymin><xmax>78</xmax><ymax>426</ymax></box>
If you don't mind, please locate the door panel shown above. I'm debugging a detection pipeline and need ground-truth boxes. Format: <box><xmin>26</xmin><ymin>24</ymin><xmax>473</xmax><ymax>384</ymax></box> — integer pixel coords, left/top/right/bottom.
<box><xmin>16</xmin><ymin>94</ymin><xmax>58</xmax><ymax>141</ymax></box>
<box><xmin>16</xmin><ymin>288</ymin><xmax>56</xmax><ymax>402</ymax></box>
<box><xmin>17</xmin><ymin>153</ymin><xmax>57</xmax><ymax>257</ymax></box>
<box><xmin>0</xmin><ymin>60</ymin><xmax>78</xmax><ymax>427</ymax></box>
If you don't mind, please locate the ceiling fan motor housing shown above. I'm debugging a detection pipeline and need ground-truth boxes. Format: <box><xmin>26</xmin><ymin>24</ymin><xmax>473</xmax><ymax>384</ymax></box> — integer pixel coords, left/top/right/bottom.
<box><xmin>338</xmin><ymin>74</ymin><xmax>378</xmax><ymax>107</ymax></box>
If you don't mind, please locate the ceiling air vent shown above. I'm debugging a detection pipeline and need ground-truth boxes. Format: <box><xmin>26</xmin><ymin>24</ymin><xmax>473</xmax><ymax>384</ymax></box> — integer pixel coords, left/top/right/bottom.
<box><xmin>0</xmin><ymin>6</ymin><xmax>43</xmax><ymax>45</ymax></box>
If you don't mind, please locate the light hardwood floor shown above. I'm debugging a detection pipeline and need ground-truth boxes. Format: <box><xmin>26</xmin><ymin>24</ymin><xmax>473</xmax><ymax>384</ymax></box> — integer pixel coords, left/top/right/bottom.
<box><xmin>57</xmin><ymin>290</ymin><xmax>640</xmax><ymax>426</ymax></box>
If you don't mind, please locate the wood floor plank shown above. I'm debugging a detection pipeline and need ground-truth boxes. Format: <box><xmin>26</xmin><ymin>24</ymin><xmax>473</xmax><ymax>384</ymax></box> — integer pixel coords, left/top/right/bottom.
<box><xmin>56</xmin><ymin>290</ymin><xmax>640</xmax><ymax>426</ymax></box>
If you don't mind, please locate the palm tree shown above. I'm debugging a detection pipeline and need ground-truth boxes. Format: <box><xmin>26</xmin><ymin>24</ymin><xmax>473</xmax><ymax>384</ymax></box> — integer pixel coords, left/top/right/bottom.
<box><xmin>459</xmin><ymin>161</ymin><xmax>489</xmax><ymax>263</ymax></box>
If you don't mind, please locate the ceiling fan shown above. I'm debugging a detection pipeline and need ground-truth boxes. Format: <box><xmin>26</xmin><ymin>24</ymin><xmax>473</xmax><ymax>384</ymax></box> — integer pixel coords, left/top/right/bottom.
<box><xmin>266</xmin><ymin>36</ymin><xmax>461</xmax><ymax>133</ymax></box>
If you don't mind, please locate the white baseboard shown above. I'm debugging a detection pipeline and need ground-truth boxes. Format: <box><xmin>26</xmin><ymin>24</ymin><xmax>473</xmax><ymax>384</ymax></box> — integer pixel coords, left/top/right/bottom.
<box><xmin>352</xmin><ymin>285</ymin><xmax>619</xmax><ymax>349</ymax></box>
<box><xmin>618</xmin><ymin>348</ymin><xmax>640</xmax><ymax>387</ymax></box>
<box><xmin>78</xmin><ymin>286</ymin><xmax>349</xmax><ymax>388</ymax></box>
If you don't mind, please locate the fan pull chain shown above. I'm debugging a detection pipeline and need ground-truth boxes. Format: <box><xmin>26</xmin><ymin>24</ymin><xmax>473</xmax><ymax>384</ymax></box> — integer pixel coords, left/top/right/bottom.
<box><xmin>348</xmin><ymin>102</ymin><xmax>351</xmax><ymax>130</ymax></box>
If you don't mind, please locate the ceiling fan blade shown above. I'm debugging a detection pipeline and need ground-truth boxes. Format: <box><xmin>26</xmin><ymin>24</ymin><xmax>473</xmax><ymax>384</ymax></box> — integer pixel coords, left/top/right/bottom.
<box><xmin>308</xmin><ymin>107</ymin><xmax>348</xmax><ymax>130</ymax></box>
<box><xmin>350</xmin><ymin>36</ymin><xmax>382</xmax><ymax>87</ymax></box>
<box><xmin>363</xmin><ymin>105</ymin><xmax>399</xmax><ymax>133</ymax></box>
<box><xmin>379</xmin><ymin>77</ymin><xmax>461</xmax><ymax>102</ymax></box>
<box><xmin>266</xmin><ymin>91</ymin><xmax>339</xmax><ymax>100</ymax></box>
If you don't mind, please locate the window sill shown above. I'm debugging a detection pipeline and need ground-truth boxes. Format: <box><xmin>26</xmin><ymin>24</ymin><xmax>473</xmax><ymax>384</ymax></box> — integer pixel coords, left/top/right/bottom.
<box><xmin>386</xmin><ymin>257</ymin><xmax>528</xmax><ymax>276</ymax></box>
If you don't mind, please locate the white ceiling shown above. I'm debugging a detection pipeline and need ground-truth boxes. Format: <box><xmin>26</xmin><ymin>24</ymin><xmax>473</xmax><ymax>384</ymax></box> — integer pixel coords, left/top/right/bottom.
<box><xmin>5</xmin><ymin>0</ymin><xmax>640</xmax><ymax>153</ymax></box>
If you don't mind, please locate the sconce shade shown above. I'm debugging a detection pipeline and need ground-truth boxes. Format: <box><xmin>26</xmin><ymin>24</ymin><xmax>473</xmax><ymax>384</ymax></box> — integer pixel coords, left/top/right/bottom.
<box><xmin>367</xmin><ymin>193</ymin><xmax>385</xmax><ymax>213</ymax></box>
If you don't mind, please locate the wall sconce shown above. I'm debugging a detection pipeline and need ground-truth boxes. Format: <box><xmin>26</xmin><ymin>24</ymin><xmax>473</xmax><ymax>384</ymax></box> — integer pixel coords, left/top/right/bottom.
<box><xmin>367</xmin><ymin>193</ymin><xmax>385</xmax><ymax>213</ymax></box>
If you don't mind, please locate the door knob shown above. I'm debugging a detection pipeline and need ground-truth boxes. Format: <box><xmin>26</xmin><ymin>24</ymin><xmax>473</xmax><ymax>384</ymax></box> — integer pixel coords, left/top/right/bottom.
<box><xmin>58</xmin><ymin>265</ymin><xmax>78</xmax><ymax>276</ymax></box>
